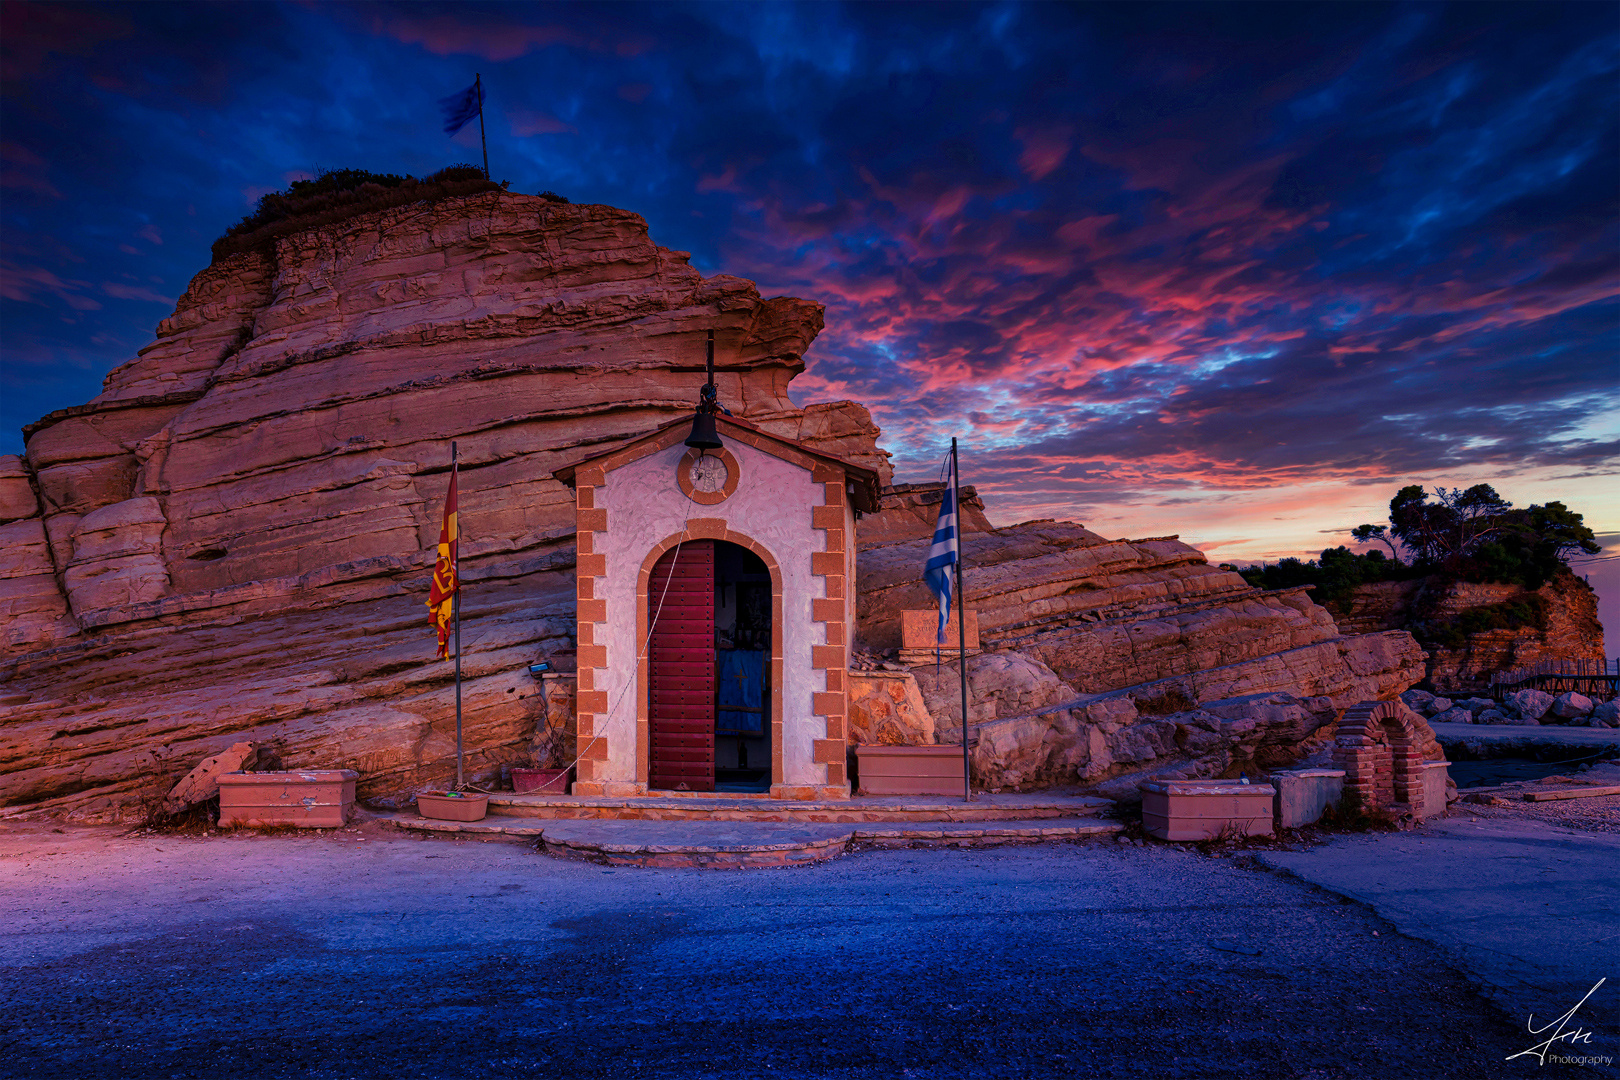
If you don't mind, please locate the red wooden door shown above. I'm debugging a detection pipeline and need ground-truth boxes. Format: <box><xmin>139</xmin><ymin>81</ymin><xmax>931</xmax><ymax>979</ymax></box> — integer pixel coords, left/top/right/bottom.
<box><xmin>648</xmin><ymin>541</ymin><xmax>715</xmax><ymax>791</ymax></box>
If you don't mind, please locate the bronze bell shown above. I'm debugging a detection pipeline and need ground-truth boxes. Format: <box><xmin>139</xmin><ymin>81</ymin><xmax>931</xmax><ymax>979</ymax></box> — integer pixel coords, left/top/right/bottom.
<box><xmin>684</xmin><ymin>329</ymin><xmax>724</xmax><ymax>450</ymax></box>
<box><xmin>684</xmin><ymin>407</ymin><xmax>722</xmax><ymax>450</ymax></box>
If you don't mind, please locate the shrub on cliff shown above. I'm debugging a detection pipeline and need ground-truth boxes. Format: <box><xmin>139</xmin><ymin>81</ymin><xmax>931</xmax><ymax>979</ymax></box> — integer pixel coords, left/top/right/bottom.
<box><xmin>1239</xmin><ymin>546</ymin><xmax>1415</xmax><ymax>607</ymax></box>
<box><xmin>211</xmin><ymin>165</ymin><xmax>530</xmax><ymax>262</ymax></box>
<box><xmin>1413</xmin><ymin>594</ymin><xmax>1550</xmax><ymax>649</ymax></box>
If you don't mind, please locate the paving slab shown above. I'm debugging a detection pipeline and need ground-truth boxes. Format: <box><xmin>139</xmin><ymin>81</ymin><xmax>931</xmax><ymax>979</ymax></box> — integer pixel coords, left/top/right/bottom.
<box><xmin>484</xmin><ymin>790</ymin><xmax>1112</xmax><ymax>821</ymax></box>
<box><xmin>383</xmin><ymin>813</ymin><xmax>1124</xmax><ymax>867</ymax></box>
<box><xmin>1259</xmin><ymin>815</ymin><xmax>1620</xmax><ymax>1035</ymax></box>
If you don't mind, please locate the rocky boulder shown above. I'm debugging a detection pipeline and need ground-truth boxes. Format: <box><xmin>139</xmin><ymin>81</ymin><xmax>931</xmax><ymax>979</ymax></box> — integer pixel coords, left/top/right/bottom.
<box><xmin>911</xmin><ymin>651</ymin><xmax>1076</xmax><ymax>743</ymax></box>
<box><xmin>1504</xmin><ymin>689</ymin><xmax>1555</xmax><ymax>724</ymax></box>
<box><xmin>1</xmin><ymin>194</ymin><xmax>888</xmax><ymax>818</ymax></box>
<box><xmin>1431</xmin><ymin>706</ymin><xmax>1473</xmax><ymax>725</ymax></box>
<box><xmin>1400</xmin><ymin>689</ymin><xmax>1436</xmax><ymax>714</ymax></box>
<box><xmin>1549</xmin><ymin>692</ymin><xmax>1594</xmax><ymax>719</ymax></box>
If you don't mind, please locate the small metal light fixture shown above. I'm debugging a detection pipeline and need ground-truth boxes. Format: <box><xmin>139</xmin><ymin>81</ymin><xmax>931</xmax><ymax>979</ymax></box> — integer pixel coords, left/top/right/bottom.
<box><xmin>527</xmin><ymin>662</ymin><xmax>550</xmax><ymax>676</ymax></box>
<box><xmin>684</xmin><ymin>329</ymin><xmax>724</xmax><ymax>451</ymax></box>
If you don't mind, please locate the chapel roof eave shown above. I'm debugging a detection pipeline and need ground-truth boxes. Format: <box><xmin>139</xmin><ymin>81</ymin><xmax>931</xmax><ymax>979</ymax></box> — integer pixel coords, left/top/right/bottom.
<box><xmin>553</xmin><ymin>414</ymin><xmax>881</xmax><ymax>513</ymax></box>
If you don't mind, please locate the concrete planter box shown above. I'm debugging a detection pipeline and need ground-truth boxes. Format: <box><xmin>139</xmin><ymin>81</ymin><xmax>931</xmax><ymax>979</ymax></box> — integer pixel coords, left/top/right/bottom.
<box><xmin>218</xmin><ymin>770</ymin><xmax>356</xmax><ymax>828</ymax></box>
<box><xmin>417</xmin><ymin>791</ymin><xmax>488</xmax><ymax>822</ymax></box>
<box><xmin>511</xmin><ymin>768</ymin><xmax>572</xmax><ymax>795</ymax></box>
<box><xmin>1139</xmin><ymin>780</ymin><xmax>1276</xmax><ymax>841</ymax></box>
<box><xmin>853</xmin><ymin>745</ymin><xmax>967</xmax><ymax>796</ymax></box>
<box><xmin>1270</xmin><ymin>769</ymin><xmax>1345</xmax><ymax>828</ymax></box>
<box><xmin>1418</xmin><ymin>761</ymin><xmax>1450</xmax><ymax>820</ymax></box>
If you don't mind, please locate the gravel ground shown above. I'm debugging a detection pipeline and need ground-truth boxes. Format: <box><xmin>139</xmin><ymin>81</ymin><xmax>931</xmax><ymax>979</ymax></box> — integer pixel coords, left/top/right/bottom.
<box><xmin>1462</xmin><ymin>789</ymin><xmax>1620</xmax><ymax>833</ymax></box>
<box><xmin>0</xmin><ymin>822</ymin><xmax>1587</xmax><ymax>1080</ymax></box>
<box><xmin>1457</xmin><ymin>761</ymin><xmax>1620</xmax><ymax>835</ymax></box>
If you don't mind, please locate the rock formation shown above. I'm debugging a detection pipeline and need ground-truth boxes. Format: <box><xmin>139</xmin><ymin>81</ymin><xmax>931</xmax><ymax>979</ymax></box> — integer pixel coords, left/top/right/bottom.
<box><xmin>1</xmin><ymin>191</ymin><xmax>1424</xmax><ymax>820</ymax></box>
<box><xmin>1336</xmin><ymin>571</ymin><xmax>1605</xmax><ymax>693</ymax></box>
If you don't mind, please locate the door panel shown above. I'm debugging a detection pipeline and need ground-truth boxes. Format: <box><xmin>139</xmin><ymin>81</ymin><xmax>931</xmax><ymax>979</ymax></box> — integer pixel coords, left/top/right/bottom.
<box><xmin>648</xmin><ymin>541</ymin><xmax>715</xmax><ymax>791</ymax></box>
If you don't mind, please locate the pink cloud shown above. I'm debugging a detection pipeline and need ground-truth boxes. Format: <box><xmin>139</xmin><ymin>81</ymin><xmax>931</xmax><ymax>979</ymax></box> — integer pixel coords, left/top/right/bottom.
<box><xmin>508</xmin><ymin>110</ymin><xmax>574</xmax><ymax>137</ymax></box>
<box><xmin>101</xmin><ymin>282</ymin><xmax>173</xmax><ymax>305</ymax></box>
<box><xmin>696</xmin><ymin>166</ymin><xmax>742</xmax><ymax>194</ymax></box>
<box><xmin>0</xmin><ymin>142</ymin><xmax>62</xmax><ymax>198</ymax></box>
<box><xmin>1</xmin><ymin>260</ymin><xmax>99</xmax><ymax>309</ymax></box>
<box><xmin>1016</xmin><ymin>125</ymin><xmax>1073</xmax><ymax>181</ymax></box>
<box><xmin>382</xmin><ymin>15</ymin><xmax>583</xmax><ymax>61</ymax></box>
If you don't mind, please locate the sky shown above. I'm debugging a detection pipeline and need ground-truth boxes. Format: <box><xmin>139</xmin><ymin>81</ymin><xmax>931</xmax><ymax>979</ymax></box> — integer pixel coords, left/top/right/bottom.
<box><xmin>2</xmin><ymin>1</ymin><xmax>1617</xmax><ymax>628</ymax></box>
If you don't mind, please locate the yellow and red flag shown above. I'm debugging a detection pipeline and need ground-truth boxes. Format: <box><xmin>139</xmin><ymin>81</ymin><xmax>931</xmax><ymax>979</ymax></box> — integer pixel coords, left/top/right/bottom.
<box><xmin>427</xmin><ymin>464</ymin><xmax>458</xmax><ymax>659</ymax></box>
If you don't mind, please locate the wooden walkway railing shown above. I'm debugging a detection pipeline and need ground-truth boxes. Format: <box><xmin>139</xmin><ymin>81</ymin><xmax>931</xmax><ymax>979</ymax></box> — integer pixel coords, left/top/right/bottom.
<box><xmin>1491</xmin><ymin>658</ymin><xmax>1619</xmax><ymax>702</ymax></box>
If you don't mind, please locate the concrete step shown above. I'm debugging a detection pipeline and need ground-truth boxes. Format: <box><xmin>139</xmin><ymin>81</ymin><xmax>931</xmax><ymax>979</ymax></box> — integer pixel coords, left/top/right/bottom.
<box><xmin>382</xmin><ymin>814</ymin><xmax>1124</xmax><ymax>869</ymax></box>
<box><xmin>482</xmin><ymin>791</ymin><xmax>1113</xmax><ymax>823</ymax></box>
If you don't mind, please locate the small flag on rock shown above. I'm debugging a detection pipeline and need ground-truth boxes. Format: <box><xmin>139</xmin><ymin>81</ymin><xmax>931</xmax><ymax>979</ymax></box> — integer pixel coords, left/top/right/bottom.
<box><xmin>924</xmin><ymin>452</ymin><xmax>959</xmax><ymax>645</ymax></box>
<box><xmin>427</xmin><ymin>463</ymin><xmax>459</xmax><ymax>659</ymax></box>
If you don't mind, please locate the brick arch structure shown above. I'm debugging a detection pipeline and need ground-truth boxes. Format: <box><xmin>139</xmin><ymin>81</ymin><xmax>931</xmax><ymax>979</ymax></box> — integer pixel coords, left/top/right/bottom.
<box><xmin>1333</xmin><ymin>700</ymin><xmax>1426</xmax><ymax>807</ymax></box>
<box><xmin>637</xmin><ymin>528</ymin><xmax>786</xmax><ymax>789</ymax></box>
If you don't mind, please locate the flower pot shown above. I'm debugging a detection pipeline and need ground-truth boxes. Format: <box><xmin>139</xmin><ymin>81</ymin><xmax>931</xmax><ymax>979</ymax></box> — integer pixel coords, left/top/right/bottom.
<box><xmin>1138</xmin><ymin>779</ymin><xmax>1275</xmax><ymax>841</ymax></box>
<box><xmin>853</xmin><ymin>744</ymin><xmax>966</xmax><ymax>796</ymax></box>
<box><xmin>511</xmin><ymin>767</ymin><xmax>572</xmax><ymax>795</ymax></box>
<box><xmin>218</xmin><ymin>770</ymin><xmax>357</xmax><ymax>828</ymax></box>
<box><xmin>416</xmin><ymin>790</ymin><xmax>488</xmax><ymax>822</ymax></box>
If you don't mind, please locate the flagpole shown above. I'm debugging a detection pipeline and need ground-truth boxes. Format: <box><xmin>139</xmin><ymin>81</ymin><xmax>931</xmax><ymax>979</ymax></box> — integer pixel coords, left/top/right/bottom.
<box><xmin>475</xmin><ymin>73</ymin><xmax>489</xmax><ymax>181</ymax></box>
<box><xmin>953</xmin><ymin>438</ymin><xmax>969</xmax><ymax>803</ymax></box>
<box><xmin>452</xmin><ymin>441</ymin><xmax>463</xmax><ymax>790</ymax></box>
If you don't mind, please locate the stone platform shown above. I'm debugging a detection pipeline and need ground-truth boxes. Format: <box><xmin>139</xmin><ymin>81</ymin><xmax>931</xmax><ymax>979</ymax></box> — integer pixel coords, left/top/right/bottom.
<box><xmin>1432</xmin><ymin>721</ymin><xmax>1620</xmax><ymax>759</ymax></box>
<box><xmin>383</xmin><ymin>814</ymin><xmax>1124</xmax><ymax>868</ymax></box>
<box><xmin>481</xmin><ymin>790</ymin><xmax>1113</xmax><ymax>823</ymax></box>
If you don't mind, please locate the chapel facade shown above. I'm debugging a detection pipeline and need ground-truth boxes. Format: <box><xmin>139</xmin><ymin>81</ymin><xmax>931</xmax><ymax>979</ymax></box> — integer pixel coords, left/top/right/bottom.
<box><xmin>556</xmin><ymin>415</ymin><xmax>880</xmax><ymax>799</ymax></box>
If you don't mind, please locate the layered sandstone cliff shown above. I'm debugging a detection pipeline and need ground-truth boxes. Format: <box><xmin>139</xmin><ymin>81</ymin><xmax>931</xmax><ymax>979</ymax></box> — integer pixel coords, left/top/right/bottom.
<box><xmin>1334</xmin><ymin>571</ymin><xmax>1604</xmax><ymax>693</ymax></box>
<box><xmin>1</xmin><ymin>194</ymin><xmax>886</xmax><ymax>817</ymax></box>
<box><xmin>854</xmin><ymin>516</ymin><xmax>1425</xmax><ymax>793</ymax></box>
<box><xmin>1</xmin><ymin>192</ymin><xmax>1421</xmax><ymax>819</ymax></box>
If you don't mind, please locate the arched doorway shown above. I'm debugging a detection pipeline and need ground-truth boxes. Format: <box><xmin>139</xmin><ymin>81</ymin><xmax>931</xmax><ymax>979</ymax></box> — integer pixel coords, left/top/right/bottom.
<box><xmin>646</xmin><ymin>539</ymin><xmax>773</xmax><ymax>793</ymax></box>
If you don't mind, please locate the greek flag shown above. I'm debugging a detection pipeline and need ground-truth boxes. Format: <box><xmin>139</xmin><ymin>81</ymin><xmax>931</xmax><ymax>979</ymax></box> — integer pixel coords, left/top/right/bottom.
<box><xmin>440</xmin><ymin>79</ymin><xmax>483</xmax><ymax>136</ymax></box>
<box><xmin>924</xmin><ymin>453</ymin><xmax>959</xmax><ymax>644</ymax></box>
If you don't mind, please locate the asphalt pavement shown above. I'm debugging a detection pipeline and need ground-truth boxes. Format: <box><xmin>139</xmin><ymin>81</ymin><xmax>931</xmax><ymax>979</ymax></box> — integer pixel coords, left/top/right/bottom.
<box><xmin>2</xmin><ymin>821</ymin><xmax>1605</xmax><ymax>1079</ymax></box>
<box><xmin>1261</xmin><ymin>814</ymin><xmax>1619</xmax><ymax>1056</ymax></box>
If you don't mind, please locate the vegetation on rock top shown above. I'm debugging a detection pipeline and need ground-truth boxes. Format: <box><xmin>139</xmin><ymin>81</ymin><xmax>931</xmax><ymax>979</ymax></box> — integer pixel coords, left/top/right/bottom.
<box><xmin>211</xmin><ymin>166</ymin><xmax>569</xmax><ymax>262</ymax></box>
<box><xmin>1236</xmin><ymin>546</ymin><xmax>1420</xmax><ymax>609</ymax></box>
<box><xmin>1237</xmin><ymin>484</ymin><xmax>1600</xmax><ymax>664</ymax></box>
<box><xmin>1239</xmin><ymin>483</ymin><xmax>1599</xmax><ymax>602</ymax></box>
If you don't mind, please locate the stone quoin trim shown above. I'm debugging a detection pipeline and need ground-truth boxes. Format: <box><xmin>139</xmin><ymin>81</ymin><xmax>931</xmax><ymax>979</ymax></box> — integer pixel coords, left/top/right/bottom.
<box><xmin>571</xmin><ymin>463</ymin><xmax>614</xmax><ymax>794</ymax></box>
<box><xmin>1332</xmin><ymin>699</ymin><xmax>1427</xmax><ymax>808</ymax></box>
<box><xmin>809</xmin><ymin>462</ymin><xmax>852</xmax><ymax>791</ymax></box>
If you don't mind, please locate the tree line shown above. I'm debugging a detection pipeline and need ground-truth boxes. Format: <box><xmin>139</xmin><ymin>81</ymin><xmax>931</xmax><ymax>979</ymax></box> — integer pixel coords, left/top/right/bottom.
<box><xmin>1237</xmin><ymin>484</ymin><xmax>1600</xmax><ymax>604</ymax></box>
